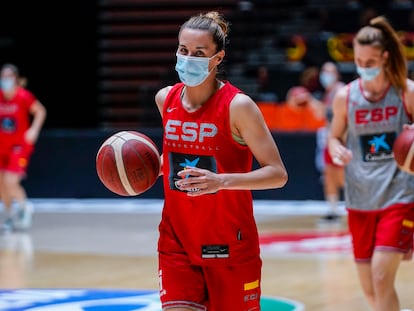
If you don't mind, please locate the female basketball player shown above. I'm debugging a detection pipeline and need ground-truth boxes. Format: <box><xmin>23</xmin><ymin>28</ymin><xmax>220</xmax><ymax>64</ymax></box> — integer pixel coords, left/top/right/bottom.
<box><xmin>328</xmin><ymin>16</ymin><xmax>414</xmax><ymax>311</ymax></box>
<box><xmin>154</xmin><ymin>11</ymin><xmax>288</xmax><ymax>311</ymax></box>
<box><xmin>0</xmin><ymin>63</ymin><xmax>47</xmax><ymax>231</ymax></box>
<box><xmin>316</xmin><ymin>61</ymin><xmax>346</xmax><ymax>222</ymax></box>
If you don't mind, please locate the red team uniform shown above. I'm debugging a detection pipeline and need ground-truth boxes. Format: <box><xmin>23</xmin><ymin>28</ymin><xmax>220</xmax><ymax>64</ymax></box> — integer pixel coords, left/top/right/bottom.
<box><xmin>0</xmin><ymin>86</ymin><xmax>37</xmax><ymax>175</ymax></box>
<box><xmin>158</xmin><ymin>81</ymin><xmax>262</xmax><ymax>310</ymax></box>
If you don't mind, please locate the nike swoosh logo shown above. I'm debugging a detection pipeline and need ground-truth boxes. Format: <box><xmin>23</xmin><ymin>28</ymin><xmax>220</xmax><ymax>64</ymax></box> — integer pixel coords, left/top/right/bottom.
<box><xmin>166</xmin><ymin>107</ymin><xmax>177</xmax><ymax>112</ymax></box>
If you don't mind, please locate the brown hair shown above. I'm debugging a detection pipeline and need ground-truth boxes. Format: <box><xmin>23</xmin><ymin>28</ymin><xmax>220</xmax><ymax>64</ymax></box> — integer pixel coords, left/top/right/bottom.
<box><xmin>354</xmin><ymin>16</ymin><xmax>407</xmax><ymax>91</ymax></box>
<box><xmin>179</xmin><ymin>11</ymin><xmax>229</xmax><ymax>52</ymax></box>
<box><xmin>1</xmin><ymin>63</ymin><xmax>27</xmax><ymax>87</ymax></box>
<box><xmin>1</xmin><ymin>63</ymin><xmax>19</xmax><ymax>77</ymax></box>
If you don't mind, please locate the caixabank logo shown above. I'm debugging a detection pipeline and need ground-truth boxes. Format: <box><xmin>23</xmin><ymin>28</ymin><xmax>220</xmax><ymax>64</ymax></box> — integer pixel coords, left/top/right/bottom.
<box><xmin>0</xmin><ymin>289</ymin><xmax>304</xmax><ymax>311</ymax></box>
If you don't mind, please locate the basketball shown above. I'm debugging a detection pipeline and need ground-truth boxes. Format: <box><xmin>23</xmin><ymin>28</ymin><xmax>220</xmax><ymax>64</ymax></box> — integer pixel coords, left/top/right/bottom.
<box><xmin>96</xmin><ymin>131</ymin><xmax>161</xmax><ymax>196</ymax></box>
<box><xmin>393</xmin><ymin>128</ymin><xmax>414</xmax><ymax>174</ymax></box>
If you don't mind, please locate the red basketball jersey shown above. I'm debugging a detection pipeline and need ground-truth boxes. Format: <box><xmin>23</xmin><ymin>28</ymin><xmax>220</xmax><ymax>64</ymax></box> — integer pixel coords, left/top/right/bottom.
<box><xmin>159</xmin><ymin>81</ymin><xmax>260</xmax><ymax>266</ymax></box>
<box><xmin>0</xmin><ymin>87</ymin><xmax>37</xmax><ymax>147</ymax></box>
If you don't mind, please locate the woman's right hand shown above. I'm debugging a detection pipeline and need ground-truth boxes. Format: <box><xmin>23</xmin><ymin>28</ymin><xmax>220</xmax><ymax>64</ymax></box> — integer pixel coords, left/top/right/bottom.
<box><xmin>332</xmin><ymin>145</ymin><xmax>353</xmax><ymax>166</ymax></box>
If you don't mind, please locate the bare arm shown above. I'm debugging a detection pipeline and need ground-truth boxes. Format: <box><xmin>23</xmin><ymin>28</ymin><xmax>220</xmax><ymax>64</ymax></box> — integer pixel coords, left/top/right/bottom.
<box><xmin>155</xmin><ymin>86</ymin><xmax>173</xmax><ymax>117</ymax></box>
<box><xmin>25</xmin><ymin>100</ymin><xmax>47</xmax><ymax>145</ymax></box>
<box><xmin>227</xmin><ymin>93</ymin><xmax>288</xmax><ymax>189</ymax></box>
<box><xmin>155</xmin><ymin>86</ymin><xmax>173</xmax><ymax>176</ymax></box>
<box><xmin>328</xmin><ymin>85</ymin><xmax>353</xmax><ymax>166</ymax></box>
<box><xmin>177</xmin><ymin>93</ymin><xmax>288</xmax><ymax>195</ymax></box>
<box><xmin>403</xmin><ymin>79</ymin><xmax>414</xmax><ymax>130</ymax></box>
<box><xmin>309</xmin><ymin>96</ymin><xmax>326</xmax><ymax>121</ymax></box>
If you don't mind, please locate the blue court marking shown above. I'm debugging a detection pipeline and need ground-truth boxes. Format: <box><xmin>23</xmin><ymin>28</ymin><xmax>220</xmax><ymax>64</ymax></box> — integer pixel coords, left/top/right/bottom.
<box><xmin>0</xmin><ymin>289</ymin><xmax>305</xmax><ymax>311</ymax></box>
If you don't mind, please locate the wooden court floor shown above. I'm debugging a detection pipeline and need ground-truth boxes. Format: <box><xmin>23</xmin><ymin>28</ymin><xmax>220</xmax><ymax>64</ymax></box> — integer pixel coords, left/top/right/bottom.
<box><xmin>0</xmin><ymin>199</ymin><xmax>413</xmax><ymax>311</ymax></box>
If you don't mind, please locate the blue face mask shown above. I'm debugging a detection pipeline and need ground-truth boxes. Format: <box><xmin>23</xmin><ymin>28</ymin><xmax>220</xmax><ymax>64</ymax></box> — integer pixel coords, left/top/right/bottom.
<box><xmin>356</xmin><ymin>66</ymin><xmax>381</xmax><ymax>81</ymax></box>
<box><xmin>175</xmin><ymin>53</ymin><xmax>217</xmax><ymax>87</ymax></box>
<box><xmin>319</xmin><ymin>72</ymin><xmax>336</xmax><ymax>88</ymax></box>
<box><xmin>1</xmin><ymin>78</ymin><xmax>15</xmax><ymax>91</ymax></box>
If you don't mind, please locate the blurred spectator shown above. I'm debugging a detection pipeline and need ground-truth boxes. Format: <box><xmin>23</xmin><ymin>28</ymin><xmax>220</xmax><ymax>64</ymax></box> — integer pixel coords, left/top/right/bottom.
<box><xmin>256</xmin><ymin>65</ymin><xmax>278</xmax><ymax>102</ymax></box>
<box><xmin>319</xmin><ymin>61</ymin><xmax>346</xmax><ymax>109</ymax></box>
<box><xmin>299</xmin><ymin>66</ymin><xmax>324</xmax><ymax>100</ymax></box>
<box><xmin>258</xmin><ymin>86</ymin><xmax>326</xmax><ymax>132</ymax></box>
<box><xmin>316</xmin><ymin>61</ymin><xmax>345</xmax><ymax>222</ymax></box>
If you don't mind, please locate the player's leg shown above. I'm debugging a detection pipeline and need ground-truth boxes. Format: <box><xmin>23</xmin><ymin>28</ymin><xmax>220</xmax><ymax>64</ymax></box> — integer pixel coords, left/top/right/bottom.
<box><xmin>0</xmin><ymin>150</ymin><xmax>15</xmax><ymax>231</ymax></box>
<box><xmin>355</xmin><ymin>262</ymin><xmax>376</xmax><ymax>309</ymax></box>
<box><xmin>371</xmin><ymin>251</ymin><xmax>402</xmax><ymax>311</ymax></box>
<box><xmin>158</xmin><ymin>217</ymin><xmax>207</xmax><ymax>311</ymax></box>
<box><xmin>348</xmin><ymin>208</ymin><xmax>377</xmax><ymax>309</ymax></box>
<box><xmin>3</xmin><ymin>145</ymin><xmax>33</xmax><ymax>231</ymax></box>
<box><xmin>320</xmin><ymin>145</ymin><xmax>344</xmax><ymax>222</ymax></box>
<box><xmin>3</xmin><ymin>171</ymin><xmax>32</xmax><ymax>230</ymax></box>
<box><xmin>325</xmin><ymin>164</ymin><xmax>345</xmax><ymax>219</ymax></box>
<box><xmin>158</xmin><ymin>252</ymin><xmax>207</xmax><ymax>311</ymax></box>
<box><xmin>0</xmin><ymin>169</ymin><xmax>15</xmax><ymax>232</ymax></box>
<box><xmin>371</xmin><ymin>204</ymin><xmax>414</xmax><ymax>311</ymax></box>
<box><xmin>323</xmin><ymin>164</ymin><xmax>340</xmax><ymax>219</ymax></box>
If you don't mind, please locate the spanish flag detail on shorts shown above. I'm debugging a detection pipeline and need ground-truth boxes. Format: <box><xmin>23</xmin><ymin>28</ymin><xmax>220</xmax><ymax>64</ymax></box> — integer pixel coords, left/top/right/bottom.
<box><xmin>402</xmin><ymin>219</ymin><xmax>414</xmax><ymax>228</ymax></box>
<box><xmin>244</xmin><ymin>279</ymin><xmax>259</xmax><ymax>291</ymax></box>
<box><xmin>18</xmin><ymin>157</ymin><xmax>27</xmax><ymax>168</ymax></box>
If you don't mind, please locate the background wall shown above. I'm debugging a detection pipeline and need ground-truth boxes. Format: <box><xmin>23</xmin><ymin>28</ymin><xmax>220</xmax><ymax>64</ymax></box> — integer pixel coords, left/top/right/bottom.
<box><xmin>23</xmin><ymin>129</ymin><xmax>324</xmax><ymax>200</ymax></box>
<box><xmin>0</xmin><ymin>1</ymin><xmax>99</xmax><ymax>128</ymax></box>
<box><xmin>1</xmin><ymin>2</ymin><xmax>367</xmax><ymax>201</ymax></box>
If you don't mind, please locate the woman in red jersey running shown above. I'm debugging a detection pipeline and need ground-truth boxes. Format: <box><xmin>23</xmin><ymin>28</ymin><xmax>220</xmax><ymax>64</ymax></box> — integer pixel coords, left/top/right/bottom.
<box><xmin>0</xmin><ymin>63</ymin><xmax>47</xmax><ymax>232</ymax></box>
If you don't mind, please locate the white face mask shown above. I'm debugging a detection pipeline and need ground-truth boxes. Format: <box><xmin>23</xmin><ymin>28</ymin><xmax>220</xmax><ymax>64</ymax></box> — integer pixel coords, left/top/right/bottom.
<box><xmin>356</xmin><ymin>66</ymin><xmax>381</xmax><ymax>81</ymax></box>
<box><xmin>175</xmin><ymin>53</ymin><xmax>218</xmax><ymax>87</ymax></box>
<box><xmin>319</xmin><ymin>72</ymin><xmax>336</xmax><ymax>88</ymax></box>
<box><xmin>1</xmin><ymin>78</ymin><xmax>15</xmax><ymax>91</ymax></box>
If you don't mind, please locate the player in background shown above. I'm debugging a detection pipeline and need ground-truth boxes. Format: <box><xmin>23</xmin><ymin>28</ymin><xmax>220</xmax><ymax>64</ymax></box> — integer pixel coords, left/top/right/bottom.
<box><xmin>154</xmin><ymin>11</ymin><xmax>288</xmax><ymax>311</ymax></box>
<box><xmin>0</xmin><ymin>63</ymin><xmax>47</xmax><ymax>231</ymax></box>
<box><xmin>316</xmin><ymin>61</ymin><xmax>346</xmax><ymax>222</ymax></box>
<box><xmin>328</xmin><ymin>16</ymin><xmax>414</xmax><ymax>311</ymax></box>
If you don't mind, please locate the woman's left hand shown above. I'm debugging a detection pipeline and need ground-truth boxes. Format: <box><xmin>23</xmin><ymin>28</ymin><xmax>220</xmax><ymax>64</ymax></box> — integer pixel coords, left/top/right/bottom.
<box><xmin>175</xmin><ymin>167</ymin><xmax>222</xmax><ymax>196</ymax></box>
<box><xmin>24</xmin><ymin>128</ymin><xmax>39</xmax><ymax>145</ymax></box>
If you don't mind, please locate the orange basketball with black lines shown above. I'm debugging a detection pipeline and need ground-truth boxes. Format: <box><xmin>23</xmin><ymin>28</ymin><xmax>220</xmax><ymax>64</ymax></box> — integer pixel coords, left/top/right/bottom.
<box><xmin>96</xmin><ymin>131</ymin><xmax>161</xmax><ymax>196</ymax></box>
<box><xmin>393</xmin><ymin>128</ymin><xmax>414</xmax><ymax>174</ymax></box>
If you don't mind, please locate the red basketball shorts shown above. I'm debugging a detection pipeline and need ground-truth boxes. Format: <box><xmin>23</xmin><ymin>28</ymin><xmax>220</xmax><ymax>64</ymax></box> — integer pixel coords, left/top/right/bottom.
<box><xmin>0</xmin><ymin>143</ymin><xmax>34</xmax><ymax>176</ymax></box>
<box><xmin>347</xmin><ymin>203</ymin><xmax>414</xmax><ymax>261</ymax></box>
<box><xmin>158</xmin><ymin>246</ymin><xmax>262</xmax><ymax>311</ymax></box>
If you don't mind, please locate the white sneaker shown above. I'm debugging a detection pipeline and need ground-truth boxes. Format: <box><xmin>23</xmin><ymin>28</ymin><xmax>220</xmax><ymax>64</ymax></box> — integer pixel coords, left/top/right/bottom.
<box><xmin>13</xmin><ymin>202</ymin><xmax>33</xmax><ymax>231</ymax></box>
<box><xmin>0</xmin><ymin>208</ymin><xmax>15</xmax><ymax>233</ymax></box>
<box><xmin>1</xmin><ymin>217</ymin><xmax>13</xmax><ymax>233</ymax></box>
